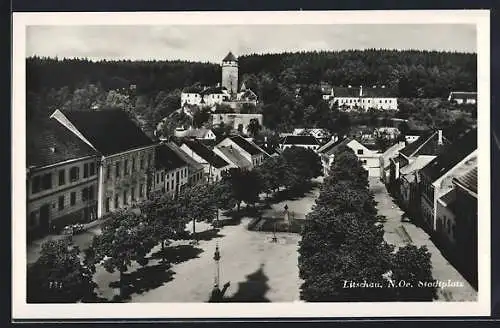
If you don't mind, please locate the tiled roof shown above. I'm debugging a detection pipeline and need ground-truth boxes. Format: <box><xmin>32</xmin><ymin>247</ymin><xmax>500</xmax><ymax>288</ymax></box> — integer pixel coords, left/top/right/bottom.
<box><xmin>333</xmin><ymin>86</ymin><xmax>398</xmax><ymax>98</ymax></box>
<box><xmin>438</xmin><ymin>189</ymin><xmax>456</xmax><ymax>207</ymax></box>
<box><xmin>420</xmin><ymin>129</ymin><xmax>477</xmax><ymax>182</ymax></box>
<box><xmin>223</xmin><ymin>51</ymin><xmax>237</xmax><ymax>62</ymax></box>
<box><xmin>318</xmin><ymin>137</ymin><xmax>350</xmax><ymax>155</ymax></box>
<box><xmin>27</xmin><ymin>118</ymin><xmax>98</xmax><ymax>168</ymax></box>
<box><xmin>165</xmin><ymin>142</ymin><xmax>204</xmax><ymax>172</ymax></box>
<box><xmin>399</xmin><ymin>130</ymin><xmax>448</xmax><ymax>158</ymax></box>
<box><xmin>283</xmin><ymin>135</ymin><xmax>320</xmax><ymax>146</ymax></box>
<box><xmin>230</xmin><ymin>135</ymin><xmax>263</xmax><ymax>155</ymax></box>
<box><xmin>155</xmin><ymin>143</ymin><xmax>188</xmax><ymax>171</ymax></box>
<box><xmin>216</xmin><ymin>146</ymin><xmax>252</xmax><ymax>169</ymax></box>
<box><xmin>200</xmin><ymin>86</ymin><xmax>228</xmax><ymax>96</ymax></box>
<box><xmin>183</xmin><ymin>139</ymin><xmax>229</xmax><ymax>169</ymax></box>
<box><xmin>60</xmin><ymin>110</ymin><xmax>154</xmax><ymax>156</ymax></box>
<box><xmin>400</xmin><ymin>155</ymin><xmax>436</xmax><ymax>175</ymax></box>
<box><xmin>454</xmin><ymin>166</ymin><xmax>478</xmax><ymax>195</ymax></box>
<box><xmin>381</xmin><ymin>142</ymin><xmax>407</xmax><ymax>164</ymax></box>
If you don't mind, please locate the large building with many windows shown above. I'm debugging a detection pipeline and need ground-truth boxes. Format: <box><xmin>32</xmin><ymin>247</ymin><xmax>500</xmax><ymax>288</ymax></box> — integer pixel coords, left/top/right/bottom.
<box><xmin>27</xmin><ymin>118</ymin><xmax>100</xmax><ymax>239</ymax></box>
<box><xmin>51</xmin><ymin>109</ymin><xmax>156</xmax><ymax>217</ymax></box>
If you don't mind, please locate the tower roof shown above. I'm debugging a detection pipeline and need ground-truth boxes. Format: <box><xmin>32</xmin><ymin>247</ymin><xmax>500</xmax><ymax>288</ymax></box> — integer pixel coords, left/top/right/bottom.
<box><xmin>223</xmin><ymin>51</ymin><xmax>237</xmax><ymax>62</ymax></box>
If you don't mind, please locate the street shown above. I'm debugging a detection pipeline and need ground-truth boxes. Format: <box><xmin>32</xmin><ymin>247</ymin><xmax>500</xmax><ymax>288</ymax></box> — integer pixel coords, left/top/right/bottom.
<box><xmin>369</xmin><ymin>177</ymin><xmax>477</xmax><ymax>301</ymax></box>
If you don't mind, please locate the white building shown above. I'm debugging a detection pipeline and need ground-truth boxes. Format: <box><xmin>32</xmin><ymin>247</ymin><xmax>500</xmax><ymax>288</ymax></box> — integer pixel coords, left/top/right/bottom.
<box><xmin>280</xmin><ymin>135</ymin><xmax>320</xmax><ymax>152</ymax></box>
<box><xmin>324</xmin><ymin>85</ymin><xmax>398</xmax><ymax>111</ymax></box>
<box><xmin>448</xmin><ymin>91</ymin><xmax>477</xmax><ymax>104</ymax></box>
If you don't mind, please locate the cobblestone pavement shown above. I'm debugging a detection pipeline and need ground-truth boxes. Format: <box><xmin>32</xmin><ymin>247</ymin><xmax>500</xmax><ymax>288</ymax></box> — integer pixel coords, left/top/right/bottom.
<box><xmin>369</xmin><ymin>177</ymin><xmax>477</xmax><ymax>302</ymax></box>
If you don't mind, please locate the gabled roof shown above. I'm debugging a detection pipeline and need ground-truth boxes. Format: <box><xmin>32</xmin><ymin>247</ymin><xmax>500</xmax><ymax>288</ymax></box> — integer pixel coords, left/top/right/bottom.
<box><xmin>165</xmin><ymin>142</ymin><xmax>204</xmax><ymax>172</ymax></box>
<box><xmin>155</xmin><ymin>143</ymin><xmax>188</xmax><ymax>171</ymax></box>
<box><xmin>399</xmin><ymin>130</ymin><xmax>447</xmax><ymax>158</ymax></box>
<box><xmin>223</xmin><ymin>51</ymin><xmax>238</xmax><ymax>62</ymax></box>
<box><xmin>282</xmin><ymin>135</ymin><xmax>320</xmax><ymax>146</ymax></box>
<box><xmin>200</xmin><ymin>86</ymin><xmax>228</xmax><ymax>96</ymax></box>
<box><xmin>183</xmin><ymin>139</ymin><xmax>229</xmax><ymax>169</ymax></box>
<box><xmin>229</xmin><ymin>135</ymin><xmax>265</xmax><ymax>155</ymax></box>
<box><xmin>57</xmin><ymin>110</ymin><xmax>154</xmax><ymax>156</ymax></box>
<box><xmin>400</xmin><ymin>155</ymin><xmax>436</xmax><ymax>175</ymax></box>
<box><xmin>420</xmin><ymin>129</ymin><xmax>477</xmax><ymax>182</ymax></box>
<box><xmin>318</xmin><ymin>137</ymin><xmax>350</xmax><ymax>154</ymax></box>
<box><xmin>454</xmin><ymin>166</ymin><xmax>477</xmax><ymax>195</ymax></box>
<box><xmin>27</xmin><ymin>118</ymin><xmax>98</xmax><ymax>168</ymax></box>
<box><xmin>381</xmin><ymin>141</ymin><xmax>407</xmax><ymax>164</ymax></box>
<box><xmin>216</xmin><ymin>146</ymin><xmax>252</xmax><ymax>169</ymax></box>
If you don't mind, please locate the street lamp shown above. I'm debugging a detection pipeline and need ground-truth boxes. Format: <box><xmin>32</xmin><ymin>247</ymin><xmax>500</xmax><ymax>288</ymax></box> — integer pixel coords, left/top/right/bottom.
<box><xmin>213</xmin><ymin>242</ymin><xmax>221</xmax><ymax>290</ymax></box>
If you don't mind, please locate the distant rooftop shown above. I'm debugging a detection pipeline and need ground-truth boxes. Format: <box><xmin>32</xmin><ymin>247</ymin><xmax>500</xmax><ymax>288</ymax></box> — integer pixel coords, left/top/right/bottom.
<box><xmin>223</xmin><ymin>51</ymin><xmax>238</xmax><ymax>62</ymax></box>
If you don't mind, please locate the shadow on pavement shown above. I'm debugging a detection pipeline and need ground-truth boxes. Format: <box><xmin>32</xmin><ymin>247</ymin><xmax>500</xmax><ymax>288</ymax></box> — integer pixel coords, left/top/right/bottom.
<box><xmin>194</xmin><ymin>228</ymin><xmax>225</xmax><ymax>241</ymax></box>
<box><xmin>110</xmin><ymin>263</ymin><xmax>175</xmax><ymax>302</ymax></box>
<box><xmin>151</xmin><ymin>244</ymin><xmax>204</xmax><ymax>264</ymax></box>
<box><xmin>222</xmin><ymin>264</ymin><xmax>271</xmax><ymax>302</ymax></box>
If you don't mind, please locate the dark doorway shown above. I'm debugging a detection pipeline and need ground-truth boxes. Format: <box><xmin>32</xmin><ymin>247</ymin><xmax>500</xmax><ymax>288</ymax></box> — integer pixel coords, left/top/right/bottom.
<box><xmin>39</xmin><ymin>204</ymin><xmax>50</xmax><ymax>232</ymax></box>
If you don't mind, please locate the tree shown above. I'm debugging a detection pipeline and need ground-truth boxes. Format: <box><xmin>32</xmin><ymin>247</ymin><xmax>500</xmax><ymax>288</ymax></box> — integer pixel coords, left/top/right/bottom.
<box><xmin>246</xmin><ymin>118</ymin><xmax>262</xmax><ymax>137</ymax></box>
<box><xmin>177</xmin><ymin>183</ymin><xmax>218</xmax><ymax>242</ymax></box>
<box><xmin>391</xmin><ymin>245</ymin><xmax>436</xmax><ymax>301</ymax></box>
<box><xmin>27</xmin><ymin>237</ymin><xmax>96</xmax><ymax>303</ymax></box>
<box><xmin>90</xmin><ymin>210</ymin><xmax>156</xmax><ymax>299</ymax></box>
<box><xmin>256</xmin><ymin>156</ymin><xmax>287</xmax><ymax>195</ymax></box>
<box><xmin>138</xmin><ymin>196</ymin><xmax>185</xmax><ymax>264</ymax></box>
<box><xmin>192</xmin><ymin>107</ymin><xmax>212</xmax><ymax>128</ymax></box>
<box><xmin>220</xmin><ymin>168</ymin><xmax>263</xmax><ymax>211</ymax></box>
<box><xmin>374</xmin><ymin>130</ymin><xmax>393</xmax><ymax>152</ymax></box>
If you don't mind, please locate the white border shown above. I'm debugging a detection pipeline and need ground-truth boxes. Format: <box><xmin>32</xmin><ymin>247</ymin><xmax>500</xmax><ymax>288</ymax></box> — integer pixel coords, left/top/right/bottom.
<box><xmin>12</xmin><ymin>10</ymin><xmax>491</xmax><ymax>319</ymax></box>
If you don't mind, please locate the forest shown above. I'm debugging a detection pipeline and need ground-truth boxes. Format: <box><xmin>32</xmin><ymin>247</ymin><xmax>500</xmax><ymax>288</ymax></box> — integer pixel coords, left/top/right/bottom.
<box><xmin>26</xmin><ymin>49</ymin><xmax>477</xmax><ymax>135</ymax></box>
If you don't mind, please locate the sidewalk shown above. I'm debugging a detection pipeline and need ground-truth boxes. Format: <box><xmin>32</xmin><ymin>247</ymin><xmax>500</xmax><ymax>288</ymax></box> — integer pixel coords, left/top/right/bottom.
<box><xmin>369</xmin><ymin>178</ymin><xmax>477</xmax><ymax>302</ymax></box>
<box><xmin>27</xmin><ymin>218</ymin><xmax>107</xmax><ymax>265</ymax></box>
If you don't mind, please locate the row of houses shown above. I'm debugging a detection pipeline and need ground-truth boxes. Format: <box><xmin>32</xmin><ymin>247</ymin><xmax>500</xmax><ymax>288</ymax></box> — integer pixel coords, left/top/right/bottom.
<box><xmin>381</xmin><ymin>128</ymin><xmax>478</xmax><ymax>287</ymax></box>
<box><xmin>27</xmin><ymin>109</ymin><xmax>269</xmax><ymax>240</ymax></box>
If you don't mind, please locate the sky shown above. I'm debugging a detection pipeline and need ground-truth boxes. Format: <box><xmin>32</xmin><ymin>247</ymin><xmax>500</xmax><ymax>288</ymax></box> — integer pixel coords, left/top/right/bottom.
<box><xmin>26</xmin><ymin>24</ymin><xmax>477</xmax><ymax>63</ymax></box>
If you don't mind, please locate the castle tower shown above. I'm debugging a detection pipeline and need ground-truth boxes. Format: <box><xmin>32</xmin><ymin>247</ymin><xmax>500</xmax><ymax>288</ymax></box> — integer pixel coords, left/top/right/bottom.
<box><xmin>221</xmin><ymin>51</ymin><xmax>238</xmax><ymax>98</ymax></box>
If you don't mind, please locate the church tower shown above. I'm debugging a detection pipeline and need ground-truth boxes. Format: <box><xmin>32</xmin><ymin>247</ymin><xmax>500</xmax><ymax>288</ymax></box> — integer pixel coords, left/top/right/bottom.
<box><xmin>221</xmin><ymin>51</ymin><xmax>238</xmax><ymax>98</ymax></box>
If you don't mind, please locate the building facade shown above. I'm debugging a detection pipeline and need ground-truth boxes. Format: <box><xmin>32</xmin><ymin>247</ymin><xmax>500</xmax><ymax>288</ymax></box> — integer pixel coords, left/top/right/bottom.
<box><xmin>51</xmin><ymin>109</ymin><xmax>156</xmax><ymax>218</ymax></box>
<box><xmin>27</xmin><ymin>119</ymin><xmax>100</xmax><ymax>239</ymax></box>
<box><xmin>324</xmin><ymin>85</ymin><xmax>398</xmax><ymax>111</ymax></box>
<box><xmin>165</xmin><ymin>142</ymin><xmax>205</xmax><ymax>186</ymax></box>
<box><xmin>180</xmin><ymin>139</ymin><xmax>231</xmax><ymax>183</ymax></box>
<box><xmin>153</xmin><ymin>143</ymin><xmax>189</xmax><ymax>199</ymax></box>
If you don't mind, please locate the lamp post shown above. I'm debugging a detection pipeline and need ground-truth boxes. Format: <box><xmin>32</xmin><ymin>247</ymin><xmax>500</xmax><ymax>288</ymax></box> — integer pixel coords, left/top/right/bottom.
<box><xmin>213</xmin><ymin>242</ymin><xmax>221</xmax><ymax>290</ymax></box>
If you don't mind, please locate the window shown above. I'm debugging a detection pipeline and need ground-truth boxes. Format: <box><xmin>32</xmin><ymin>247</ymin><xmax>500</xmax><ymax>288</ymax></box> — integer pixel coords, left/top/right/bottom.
<box><xmin>124</xmin><ymin>159</ymin><xmax>129</xmax><ymax>176</ymax></box>
<box><xmin>362</xmin><ymin>160</ymin><xmax>367</xmax><ymax>165</ymax></box>
<box><xmin>131</xmin><ymin>187</ymin><xmax>135</xmax><ymax>202</ymax></box>
<box><xmin>83</xmin><ymin>163</ymin><xmax>89</xmax><ymax>178</ymax></box>
<box><xmin>82</xmin><ymin>188</ymin><xmax>89</xmax><ymax>201</ymax></box>
<box><xmin>106</xmin><ymin>165</ymin><xmax>111</xmax><ymax>180</ymax></box>
<box><xmin>58</xmin><ymin>195</ymin><xmax>64</xmax><ymax>211</ymax></box>
<box><xmin>140</xmin><ymin>157</ymin><xmax>144</xmax><ymax>169</ymax></box>
<box><xmin>105</xmin><ymin>197</ymin><xmax>111</xmax><ymax>213</ymax></box>
<box><xmin>123</xmin><ymin>190</ymin><xmax>128</xmax><ymax>205</ymax></box>
<box><xmin>58</xmin><ymin>170</ymin><xmax>65</xmax><ymax>186</ymax></box>
<box><xmin>139</xmin><ymin>184</ymin><xmax>144</xmax><ymax>197</ymax></box>
<box><xmin>131</xmin><ymin>158</ymin><xmax>136</xmax><ymax>172</ymax></box>
<box><xmin>29</xmin><ymin>211</ymin><xmax>37</xmax><ymax>226</ymax></box>
<box><xmin>161</xmin><ymin>172</ymin><xmax>165</xmax><ymax>182</ymax></box>
<box><xmin>32</xmin><ymin>176</ymin><xmax>41</xmax><ymax>194</ymax></box>
<box><xmin>70</xmin><ymin>192</ymin><xmax>76</xmax><ymax>206</ymax></box>
<box><xmin>70</xmin><ymin>166</ymin><xmax>79</xmax><ymax>182</ymax></box>
<box><xmin>42</xmin><ymin>173</ymin><xmax>52</xmax><ymax>190</ymax></box>
<box><xmin>156</xmin><ymin>174</ymin><xmax>160</xmax><ymax>184</ymax></box>
<box><xmin>114</xmin><ymin>194</ymin><xmax>119</xmax><ymax>208</ymax></box>
<box><xmin>148</xmin><ymin>154</ymin><xmax>152</xmax><ymax>168</ymax></box>
<box><xmin>357</xmin><ymin>149</ymin><xmax>364</xmax><ymax>155</ymax></box>
<box><xmin>115</xmin><ymin>162</ymin><xmax>121</xmax><ymax>178</ymax></box>
<box><xmin>89</xmin><ymin>162</ymin><xmax>96</xmax><ymax>176</ymax></box>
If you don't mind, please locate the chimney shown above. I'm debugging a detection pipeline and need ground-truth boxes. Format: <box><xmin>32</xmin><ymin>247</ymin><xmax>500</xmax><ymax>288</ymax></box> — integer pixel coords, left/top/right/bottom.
<box><xmin>438</xmin><ymin>130</ymin><xmax>443</xmax><ymax>145</ymax></box>
<box><xmin>359</xmin><ymin>85</ymin><xmax>363</xmax><ymax>97</ymax></box>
